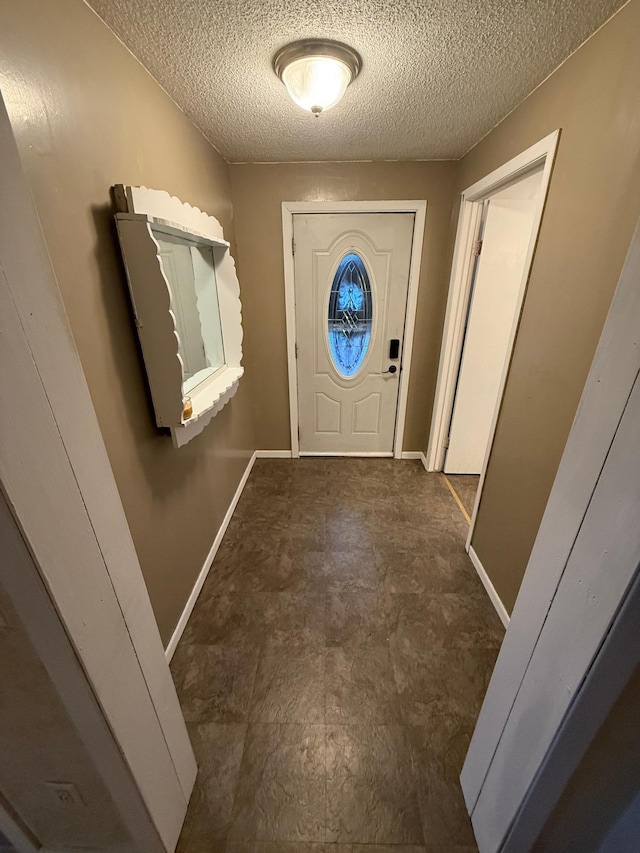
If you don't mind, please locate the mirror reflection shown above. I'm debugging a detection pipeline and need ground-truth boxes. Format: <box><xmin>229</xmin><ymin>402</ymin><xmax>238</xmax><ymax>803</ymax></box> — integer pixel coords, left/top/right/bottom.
<box><xmin>153</xmin><ymin>230</ymin><xmax>225</xmax><ymax>394</ymax></box>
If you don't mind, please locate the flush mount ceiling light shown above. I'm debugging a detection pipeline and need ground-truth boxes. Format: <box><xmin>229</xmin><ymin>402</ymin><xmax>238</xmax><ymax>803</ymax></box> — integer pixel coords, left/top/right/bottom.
<box><xmin>273</xmin><ymin>39</ymin><xmax>362</xmax><ymax>117</ymax></box>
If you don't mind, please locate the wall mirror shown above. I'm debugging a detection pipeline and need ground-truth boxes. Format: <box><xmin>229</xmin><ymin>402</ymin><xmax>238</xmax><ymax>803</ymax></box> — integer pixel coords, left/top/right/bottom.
<box><xmin>113</xmin><ymin>185</ymin><xmax>244</xmax><ymax>447</ymax></box>
<box><xmin>152</xmin><ymin>230</ymin><xmax>225</xmax><ymax>393</ymax></box>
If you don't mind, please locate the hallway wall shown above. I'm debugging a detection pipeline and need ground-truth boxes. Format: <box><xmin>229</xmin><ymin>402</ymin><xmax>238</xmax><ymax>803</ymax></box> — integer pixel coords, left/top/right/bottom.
<box><xmin>2</xmin><ymin>0</ymin><xmax>638</xmax><ymax>642</ymax></box>
<box><xmin>229</xmin><ymin>162</ymin><xmax>457</xmax><ymax>452</ymax></box>
<box><xmin>0</xmin><ymin>0</ymin><xmax>256</xmax><ymax>643</ymax></box>
<box><xmin>460</xmin><ymin>0</ymin><xmax>640</xmax><ymax>612</ymax></box>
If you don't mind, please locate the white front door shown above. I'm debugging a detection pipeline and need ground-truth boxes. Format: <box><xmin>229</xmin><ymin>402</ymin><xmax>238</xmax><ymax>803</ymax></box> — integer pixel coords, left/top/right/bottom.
<box><xmin>293</xmin><ymin>213</ymin><xmax>414</xmax><ymax>455</ymax></box>
<box><xmin>444</xmin><ymin>167</ymin><xmax>543</xmax><ymax>474</ymax></box>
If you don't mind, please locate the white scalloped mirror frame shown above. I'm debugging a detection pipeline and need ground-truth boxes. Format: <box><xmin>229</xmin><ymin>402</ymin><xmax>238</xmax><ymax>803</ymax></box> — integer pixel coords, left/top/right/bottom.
<box><xmin>114</xmin><ymin>185</ymin><xmax>244</xmax><ymax>447</ymax></box>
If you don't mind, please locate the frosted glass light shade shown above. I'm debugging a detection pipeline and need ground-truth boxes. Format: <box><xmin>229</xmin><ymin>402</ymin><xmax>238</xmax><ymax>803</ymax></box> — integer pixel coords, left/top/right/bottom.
<box><xmin>274</xmin><ymin>40</ymin><xmax>362</xmax><ymax>116</ymax></box>
<box><xmin>281</xmin><ymin>56</ymin><xmax>352</xmax><ymax>115</ymax></box>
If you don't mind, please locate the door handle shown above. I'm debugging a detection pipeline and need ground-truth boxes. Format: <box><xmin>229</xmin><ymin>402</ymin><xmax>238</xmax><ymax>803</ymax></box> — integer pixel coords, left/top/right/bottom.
<box><xmin>389</xmin><ymin>339</ymin><xmax>400</xmax><ymax>359</ymax></box>
<box><xmin>381</xmin><ymin>365</ymin><xmax>397</xmax><ymax>375</ymax></box>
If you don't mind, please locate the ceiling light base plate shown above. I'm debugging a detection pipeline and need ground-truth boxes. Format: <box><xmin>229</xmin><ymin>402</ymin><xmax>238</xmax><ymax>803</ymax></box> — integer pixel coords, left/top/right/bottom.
<box><xmin>273</xmin><ymin>39</ymin><xmax>362</xmax><ymax>81</ymax></box>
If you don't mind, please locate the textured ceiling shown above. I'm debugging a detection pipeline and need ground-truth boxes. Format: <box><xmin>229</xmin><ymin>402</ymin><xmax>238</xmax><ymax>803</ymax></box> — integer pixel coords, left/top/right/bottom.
<box><xmin>87</xmin><ymin>0</ymin><xmax>626</xmax><ymax>162</ymax></box>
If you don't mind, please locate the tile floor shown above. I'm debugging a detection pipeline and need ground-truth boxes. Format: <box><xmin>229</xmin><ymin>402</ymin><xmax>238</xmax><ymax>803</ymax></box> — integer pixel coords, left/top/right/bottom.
<box><xmin>171</xmin><ymin>459</ymin><xmax>504</xmax><ymax>852</ymax></box>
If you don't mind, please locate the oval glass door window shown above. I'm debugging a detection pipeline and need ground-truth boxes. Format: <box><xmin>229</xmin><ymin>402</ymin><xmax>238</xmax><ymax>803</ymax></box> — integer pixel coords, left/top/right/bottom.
<box><xmin>327</xmin><ymin>253</ymin><xmax>373</xmax><ymax>378</ymax></box>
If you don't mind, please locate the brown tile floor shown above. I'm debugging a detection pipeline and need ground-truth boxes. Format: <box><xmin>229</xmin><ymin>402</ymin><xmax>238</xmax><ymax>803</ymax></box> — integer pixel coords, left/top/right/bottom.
<box><xmin>443</xmin><ymin>475</ymin><xmax>480</xmax><ymax>519</ymax></box>
<box><xmin>171</xmin><ymin>459</ymin><xmax>504</xmax><ymax>852</ymax></box>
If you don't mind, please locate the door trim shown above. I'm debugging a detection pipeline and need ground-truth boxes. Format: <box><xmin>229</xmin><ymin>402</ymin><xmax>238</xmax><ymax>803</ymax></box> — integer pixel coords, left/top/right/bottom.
<box><xmin>0</xmin><ymin>89</ymin><xmax>195</xmax><ymax>849</ymax></box>
<box><xmin>462</xmin><ymin>217</ymin><xmax>640</xmax><ymax>850</ymax></box>
<box><xmin>282</xmin><ymin>201</ymin><xmax>427</xmax><ymax>458</ymax></box>
<box><xmin>299</xmin><ymin>451</ymin><xmax>395</xmax><ymax>458</ymax></box>
<box><xmin>425</xmin><ymin>130</ymin><xmax>560</xmax><ymax>547</ymax></box>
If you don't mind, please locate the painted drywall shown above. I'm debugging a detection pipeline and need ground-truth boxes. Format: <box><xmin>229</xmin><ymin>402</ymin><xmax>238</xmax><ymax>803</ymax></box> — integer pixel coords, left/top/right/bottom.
<box><xmin>0</xmin><ymin>0</ymin><xmax>256</xmax><ymax>643</ymax></box>
<box><xmin>460</xmin><ymin>0</ymin><xmax>640</xmax><ymax>612</ymax></box>
<box><xmin>229</xmin><ymin>162</ymin><xmax>458</xmax><ymax>452</ymax></box>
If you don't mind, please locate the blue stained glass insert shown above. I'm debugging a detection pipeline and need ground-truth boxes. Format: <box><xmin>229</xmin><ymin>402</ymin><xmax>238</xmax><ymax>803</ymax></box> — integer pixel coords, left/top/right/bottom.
<box><xmin>327</xmin><ymin>253</ymin><xmax>373</xmax><ymax>378</ymax></box>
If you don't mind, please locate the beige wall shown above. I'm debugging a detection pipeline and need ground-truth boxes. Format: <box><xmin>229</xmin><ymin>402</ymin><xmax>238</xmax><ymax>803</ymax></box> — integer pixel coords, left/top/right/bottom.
<box><xmin>3</xmin><ymin>0</ymin><xmax>638</xmax><ymax>640</ymax></box>
<box><xmin>0</xmin><ymin>0</ymin><xmax>256</xmax><ymax>643</ymax></box>
<box><xmin>461</xmin><ymin>0</ymin><xmax>640</xmax><ymax>611</ymax></box>
<box><xmin>229</xmin><ymin>162</ymin><xmax>457</xmax><ymax>451</ymax></box>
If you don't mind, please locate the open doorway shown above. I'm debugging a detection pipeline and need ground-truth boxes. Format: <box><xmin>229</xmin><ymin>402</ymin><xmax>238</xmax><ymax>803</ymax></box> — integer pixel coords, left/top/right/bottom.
<box><xmin>445</xmin><ymin>165</ymin><xmax>544</xmax><ymax>515</ymax></box>
<box><xmin>427</xmin><ymin>132</ymin><xmax>559</xmax><ymax>544</ymax></box>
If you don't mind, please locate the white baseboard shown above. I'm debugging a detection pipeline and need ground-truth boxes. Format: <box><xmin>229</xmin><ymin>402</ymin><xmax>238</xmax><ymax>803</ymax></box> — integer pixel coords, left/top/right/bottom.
<box><xmin>401</xmin><ymin>451</ymin><xmax>429</xmax><ymax>472</ymax></box>
<box><xmin>165</xmin><ymin>450</ymin><xmax>258</xmax><ymax>661</ymax></box>
<box><xmin>300</xmin><ymin>451</ymin><xmax>393</xmax><ymax>457</ymax></box>
<box><xmin>258</xmin><ymin>450</ymin><xmax>428</xmax><ymax>462</ymax></box>
<box><xmin>468</xmin><ymin>545</ymin><xmax>510</xmax><ymax>629</ymax></box>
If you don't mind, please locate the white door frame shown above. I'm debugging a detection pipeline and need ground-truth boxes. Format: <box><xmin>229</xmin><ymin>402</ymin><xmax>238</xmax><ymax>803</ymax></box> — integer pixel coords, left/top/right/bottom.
<box><xmin>426</xmin><ymin>131</ymin><xmax>559</xmax><ymax>540</ymax></box>
<box><xmin>462</xmin><ymin>216</ymin><xmax>640</xmax><ymax>850</ymax></box>
<box><xmin>282</xmin><ymin>201</ymin><xmax>427</xmax><ymax>458</ymax></box>
<box><xmin>0</xmin><ymin>90</ymin><xmax>195</xmax><ymax>850</ymax></box>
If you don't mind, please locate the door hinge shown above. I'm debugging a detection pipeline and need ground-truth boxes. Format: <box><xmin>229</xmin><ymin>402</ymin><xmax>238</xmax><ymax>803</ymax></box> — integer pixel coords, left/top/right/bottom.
<box><xmin>295</xmin><ymin>342</ymin><xmax>298</xmax><ymax>358</ymax></box>
<box><xmin>292</xmin><ymin>236</ymin><xmax>296</xmax><ymax>256</ymax></box>
<box><xmin>472</xmin><ymin>239</ymin><xmax>483</xmax><ymax>257</ymax></box>
<box><xmin>443</xmin><ymin>436</ymin><xmax>450</xmax><ymax>449</ymax></box>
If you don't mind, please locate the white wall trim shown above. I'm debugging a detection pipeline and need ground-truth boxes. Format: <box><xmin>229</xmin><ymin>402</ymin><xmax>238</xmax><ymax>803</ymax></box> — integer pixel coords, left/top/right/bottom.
<box><xmin>283</xmin><ymin>200</ymin><xmax>428</xmax><ymax>214</ymax></box>
<box><xmin>299</xmin><ymin>451</ymin><xmax>394</xmax><ymax>457</ymax></box>
<box><xmin>461</xmin><ymin>218</ymin><xmax>640</xmax><ymax>851</ymax></box>
<box><xmin>0</xmin><ymin>89</ymin><xmax>194</xmax><ymax>851</ymax></box>
<box><xmin>464</xmin><ymin>131</ymin><xmax>560</xmax><ymax>554</ymax></box>
<box><xmin>463</xmin><ymin>131</ymin><xmax>560</xmax><ymax>202</ymax></box>
<box><xmin>405</xmin><ymin>451</ymin><xmax>429</xmax><ymax>469</ymax></box>
<box><xmin>425</xmin><ymin>132</ymin><xmax>560</xmax><ymax>553</ymax></box>
<box><xmin>401</xmin><ymin>451</ymin><xmax>430</xmax><ymax>471</ymax></box>
<box><xmin>394</xmin><ymin>203</ymin><xmax>427</xmax><ymax>458</ymax></box>
<box><xmin>468</xmin><ymin>546</ymin><xmax>510</xmax><ymax>629</ymax></box>
<box><xmin>255</xmin><ymin>450</ymin><xmax>293</xmax><ymax>458</ymax></box>
<box><xmin>425</xmin><ymin>202</ymin><xmax>483</xmax><ymax>472</ymax></box>
<box><xmin>165</xmin><ymin>451</ymin><xmax>257</xmax><ymax>661</ymax></box>
<box><xmin>282</xmin><ymin>200</ymin><xmax>427</xmax><ymax>459</ymax></box>
<box><xmin>501</xmin><ymin>552</ymin><xmax>640</xmax><ymax>852</ymax></box>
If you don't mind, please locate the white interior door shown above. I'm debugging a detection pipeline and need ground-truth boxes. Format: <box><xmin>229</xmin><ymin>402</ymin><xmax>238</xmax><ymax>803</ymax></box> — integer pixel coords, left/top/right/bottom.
<box><xmin>294</xmin><ymin>213</ymin><xmax>414</xmax><ymax>454</ymax></box>
<box><xmin>445</xmin><ymin>167</ymin><xmax>543</xmax><ymax>474</ymax></box>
